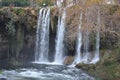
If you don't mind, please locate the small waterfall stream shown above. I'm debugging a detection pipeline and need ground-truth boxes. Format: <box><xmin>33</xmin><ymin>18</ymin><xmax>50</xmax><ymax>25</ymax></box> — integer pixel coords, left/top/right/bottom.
<box><xmin>54</xmin><ymin>8</ymin><xmax>66</xmax><ymax>64</ymax></box>
<box><xmin>82</xmin><ymin>8</ymin><xmax>91</xmax><ymax>64</ymax></box>
<box><xmin>72</xmin><ymin>13</ymin><xmax>83</xmax><ymax>65</ymax></box>
<box><xmin>82</xmin><ymin>30</ymin><xmax>90</xmax><ymax>64</ymax></box>
<box><xmin>90</xmin><ymin>10</ymin><xmax>100</xmax><ymax>64</ymax></box>
<box><xmin>35</xmin><ymin>8</ymin><xmax>50</xmax><ymax>63</ymax></box>
<box><xmin>72</xmin><ymin>7</ymin><xmax>101</xmax><ymax>65</ymax></box>
<box><xmin>56</xmin><ymin>0</ymin><xmax>63</xmax><ymax>7</ymax></box>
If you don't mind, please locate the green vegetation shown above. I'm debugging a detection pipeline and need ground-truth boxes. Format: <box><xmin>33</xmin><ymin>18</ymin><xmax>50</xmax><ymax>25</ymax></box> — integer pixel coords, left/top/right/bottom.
<box><xmin>0</xmin><ymin>0</ymin><xmax>30</xmax><ymax>7</ymax></box>
<box><xmin>6</xmin><ymin>21</ymin><xmax>15</xmax><ymax>36</ymax></box>
<box><xmin>76</xmin><ymin>47</ymin><xmax>120</xmax><ymax>80</ymax></box>
<box><xmin>0</xmin><ymin>70</ymin><xmax>2</xmax><ymax>74</ymax></box>
<box><xmin>0</xmin><ymin>0</ymin><xmax>2</xmax><ymax>6</ymax></box>
<box><xmin>0</xmin><ymin>0</ymin><xmax>54</xmax><ymax>7</ymax></box>
<box><xmin>109</xmin><ymin>5</ymin><xmax>119</xmax><ymax>15</ymax></box>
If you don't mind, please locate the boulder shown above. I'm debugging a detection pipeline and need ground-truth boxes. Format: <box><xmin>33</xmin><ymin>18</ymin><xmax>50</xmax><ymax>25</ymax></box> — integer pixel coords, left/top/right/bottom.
<box><xmin>75</xmin><ymin>63</ymin><xmax>96</xmax><ymax>71</ymax></box>
<box><xmin>64</xmin><ymin>56</ymin><xmax>74</xmax><ymax>65</ymax></box>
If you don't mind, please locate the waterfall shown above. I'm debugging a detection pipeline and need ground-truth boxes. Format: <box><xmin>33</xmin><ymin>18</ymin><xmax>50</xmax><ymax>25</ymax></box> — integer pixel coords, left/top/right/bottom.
<box><xmin>53</xmin><ymin>9</ymin><xmax>66</xmax><ymax>64</ymax></box>
<box><xmin>72</xmin><ymin>13</ymin><xmax>83</xmax><ymax>64</ymax></box>
<box><xmin>35</xmin><ymin>8</ymin><xmax>50</xmax><ymax>63</ymax></box>
<box><xmin>82</xmin><ymin>29</ymin><xmax>90</xmax><ymax>64</ymax></box>
<box><xmin>55</xmin><ymin>0</ymin><xmax>73</xmax><ymax>7</ymax></box>
<box><xmin>71</xmin><ymin>7</ymin><xmax>101</xmax><ymax>65</ymax></box>
<box><xmin>82</xmin><ymin>8</ymin><xmax>90</xmax><ymax>64</ymax></box>
<box><xmin>56</xmin><ymin>0</ymin><xmax>63</xmax><ymax>7</ymax></box>
<box><xmin>90</xmin><ymin>9</ymin><xmax>100</xmax><ymax>64</ymax></box>
<box><xmin>103</xmin><ymin>0</ymin><xmax>115</xmax><ymax>5</ymax></box>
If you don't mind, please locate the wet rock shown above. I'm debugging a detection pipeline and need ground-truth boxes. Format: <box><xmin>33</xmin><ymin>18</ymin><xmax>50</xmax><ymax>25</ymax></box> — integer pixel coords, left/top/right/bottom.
<box><xmin>64</xmin><ymin>56</ymin><xmax>74</xmax><ymax>65</ymax></box>
<box><xmin>75</xmin><ymin>63</ymin><xmax>96</xmax><ymax>71</ymax></box>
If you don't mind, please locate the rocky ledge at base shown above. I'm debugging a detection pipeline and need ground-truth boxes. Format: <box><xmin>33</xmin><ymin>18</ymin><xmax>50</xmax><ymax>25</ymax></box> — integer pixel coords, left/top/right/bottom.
<box><xmin>75</xmin><ymin>49</ymin><xmax>120</xmax><ymax>80</ymax></box>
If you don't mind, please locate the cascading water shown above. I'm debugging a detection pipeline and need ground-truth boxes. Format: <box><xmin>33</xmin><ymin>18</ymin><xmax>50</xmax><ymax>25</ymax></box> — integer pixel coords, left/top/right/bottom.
<box><xmin>1</xmin><ymin>64</ymin><xmax>95</xmax><ymax>80</ymax></box>
<box><xmin>82</xmin><ymin>8</ymin><xmax>90</xmax><ymax>64</ymax></box>
<box><xmin>103</xmin><ymin>0</ymin><xmax>115</xmax><ymax>4</ymax></box>
<box><xmin>72</xmin><ymin>13</ymin><xmax>83</xmax><ymax>65</ymax></box>
<box><xmin>82</xmin><ymin>30</ymin><xmax>90</xmax><ymax>64</ymax></box>
<box><xmin>35</xmin><ymin>8</ymin><xmax>50</xmax><ymax>63</ymax></box>
<box><xmin>53</xmin><ymin>9</ymin><xmax>66</xmax><ymax>64</ymax></box>
<box><xmin>71</xmin><ymin>7</ymin><xmax>101</xmax><ymax>65</ymax></box>
<box><xmin>56</xmin><ymin>0</ymin><xmax>63</xmax><ymax>7</ymax></box>
<box><xmin>90</xmin><ymin>9</ymin><xmax>100</xmax><ymax>64</ymax></box>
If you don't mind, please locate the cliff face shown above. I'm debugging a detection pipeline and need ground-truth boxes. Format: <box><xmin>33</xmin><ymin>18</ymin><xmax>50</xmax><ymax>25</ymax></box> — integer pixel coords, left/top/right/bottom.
<box><xmin>65</xmin><ymin>5</ymin><xmax>120</xmax><ymax>56</ymax></box>
<box><xmin>0</xmin><ymin>7</ymin><xmax>38</xmax><ymax>62</ymax></box>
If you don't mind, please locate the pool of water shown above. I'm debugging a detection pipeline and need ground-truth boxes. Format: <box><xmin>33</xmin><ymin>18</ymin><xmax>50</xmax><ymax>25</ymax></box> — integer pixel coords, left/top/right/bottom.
<box><xmin>1</xmin><ymin>63</ymin><xmax>95</xmax><ymax>80</ymax></box>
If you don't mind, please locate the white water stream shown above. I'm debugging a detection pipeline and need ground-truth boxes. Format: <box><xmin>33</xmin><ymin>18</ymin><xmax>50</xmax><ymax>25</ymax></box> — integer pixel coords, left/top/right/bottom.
<box><xmin>54</xmin><ymin>8</ymin><xmax>66</xmax><ymax>64</ymax></box>
<box><xmin>35</xmin><ymin>8</ymin><xmax>50</xmax><ymax>63</ymax></box>
<box><xmin>90</xmin><ymin>9</ymin><xmax>100</xmax><ymax>64</ymax></box>
<box><xmin>72</xmin><ymin>13</ymin><xmax>83</xmax><ymax>65</ymax></box>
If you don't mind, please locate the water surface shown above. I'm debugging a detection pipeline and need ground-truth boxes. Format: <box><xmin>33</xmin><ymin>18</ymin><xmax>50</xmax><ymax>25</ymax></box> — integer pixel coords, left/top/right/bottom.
<box><xmin>1</xmin><ymin>63</ymin><xmax>95</xmax><ymax>80</ymax></box>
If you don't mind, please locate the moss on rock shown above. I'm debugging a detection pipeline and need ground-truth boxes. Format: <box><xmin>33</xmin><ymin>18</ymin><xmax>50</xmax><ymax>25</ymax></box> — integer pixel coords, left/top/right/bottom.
<box><xmin>75</xmin><ymin>47</ymin><xmax>120</xmax><ymax>80</ymax></box>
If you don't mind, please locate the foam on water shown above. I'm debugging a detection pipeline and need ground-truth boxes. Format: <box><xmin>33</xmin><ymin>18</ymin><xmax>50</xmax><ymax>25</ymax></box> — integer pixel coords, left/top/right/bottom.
<box><xmin>2</xmin><ymin>64</ymin><xmax>95</xmax><ymax>80</ymax></box>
